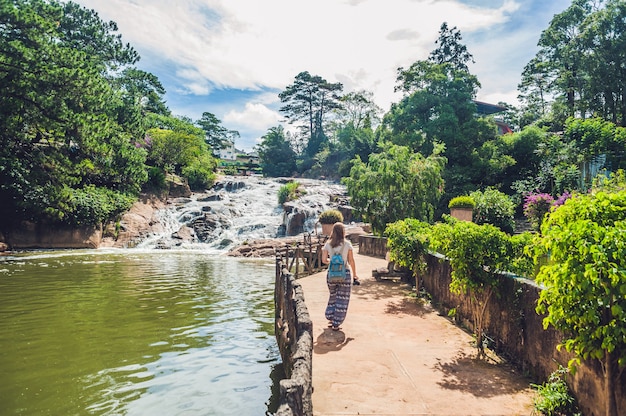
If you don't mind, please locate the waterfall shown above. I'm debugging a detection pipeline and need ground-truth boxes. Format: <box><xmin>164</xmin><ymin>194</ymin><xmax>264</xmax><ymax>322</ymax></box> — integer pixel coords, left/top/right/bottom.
<box><xmin>137</xmin><ymin>176</ymin><xmax>347</xmax><ymax>251</ymax></box>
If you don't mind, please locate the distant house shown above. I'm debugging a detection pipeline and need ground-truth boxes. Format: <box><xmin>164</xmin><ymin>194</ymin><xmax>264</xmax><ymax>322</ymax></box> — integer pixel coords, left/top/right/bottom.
<box><xmin>218</xmin><ymin>141</ymin><xmax>237</xmax><ymax>160</ymax></box>
<box><xmin>473</xmin><ymin>100</ymin><xmax>513</xmax><ymax>135</ymax></box>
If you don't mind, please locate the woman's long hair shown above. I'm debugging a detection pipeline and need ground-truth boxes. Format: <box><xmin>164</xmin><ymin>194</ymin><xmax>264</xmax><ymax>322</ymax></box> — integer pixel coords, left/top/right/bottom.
<box><xmin>330</xmin><ymin>222</ymin><xmax>345</xmax><ymax>248</ymax></box>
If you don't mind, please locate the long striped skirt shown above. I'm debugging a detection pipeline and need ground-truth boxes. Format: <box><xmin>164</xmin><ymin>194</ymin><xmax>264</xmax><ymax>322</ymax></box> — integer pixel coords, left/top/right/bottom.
<box><xmin>325</xmin><ymin>269</ymin><xmax>352</xmax><ymax>328</ymax></box>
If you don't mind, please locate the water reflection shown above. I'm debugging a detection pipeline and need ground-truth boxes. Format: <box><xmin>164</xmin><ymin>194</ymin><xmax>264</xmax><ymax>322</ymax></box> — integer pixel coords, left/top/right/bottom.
<box><xmin>0</xmin><ymin>250</ymin><xmax>281</xmax><ymax>415</ymax></box>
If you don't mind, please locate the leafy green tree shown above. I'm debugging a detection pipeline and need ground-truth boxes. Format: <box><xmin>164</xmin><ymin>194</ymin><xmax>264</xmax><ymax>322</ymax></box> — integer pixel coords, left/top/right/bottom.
<box><xmin>196</xmin><ymin>112</ymin><xmax>239</xmax><ymax>154</ymax></box>
<box><xmin>334</xmin><ymin>90</ymin><xmax>382</xmax><ymax>131</ymax></box>
<box><xmin>0</xmin><ymin>0</ymin><xmax>149</xmax><ymax>227</ymax></box>
<box><xmin>428</xmin><ymin>22</ymin><xmax>474</xmax><ymax>72</ymax></box>
<box><xmin>518</xmin><ymin>55</ymin><xmax>552</xmax><ymax>126</ymax></box>
<box><xmin>113</xmin><ymin>68</ymin><xmax>170</xmax><ymax>134</ymax></box>
<box><xmin>470</xmin><ymin>188</ymin><xmax>516</xmax><ymax>234</ymax></box>
<box><xmin>533</xmin><ymin>186</ymin><xmax>626</xmax><ymax>416</ymax></box>
<box><xmin>279</xmin><ymin>71</ymin><xmax>343</xmax><ymax>158</ymax></box>
<box><xmin>578</xmin><ymin>0</ymin><xmax>626</xmax><ymax>126</ymax></box>
<box><xmin>564</xmin><ymin>117</ymin><xmax>626</xmax><ymax>187</ymax></box>
<box><xmin>385</xmin><ymin>218</ymin><xmax>431</xmax><ymax>286</ymax></box>
<box><xmin>256</xmin><ymin>126</ymin><xmax>297</xmax><ymax>177</ymax></box>
<box><xmin>382</xmin><ymin>23</ymin><xmax>506</xmax><ymax>204</ymax></box>
<box><xmin>343</xmin><ymin>143</ymin><xmax>445</xmax><ymax>235</ymax></box>
<box><xmin>520</xmin><ymin>1</ymin><xmax>626</xmax><ymax>127</ymax></box>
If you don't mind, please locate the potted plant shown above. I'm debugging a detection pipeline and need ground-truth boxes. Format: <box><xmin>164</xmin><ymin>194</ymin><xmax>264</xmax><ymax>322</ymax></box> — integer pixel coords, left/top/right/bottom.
<box><xmin>448</xmin><ymin>196</ymin><xmax>475</xmax><ymax>222</ymax></box>
<box><xmin>318</xmin><ymin>209</ymin><xmax>344</xmax><ymax>236</ymax></box>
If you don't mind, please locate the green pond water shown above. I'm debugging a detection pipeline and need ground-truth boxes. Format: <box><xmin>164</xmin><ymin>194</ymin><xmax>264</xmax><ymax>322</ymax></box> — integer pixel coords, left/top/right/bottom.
<box><xmin>0</xmin><ymin>249</ymin><xmax>282</xmax><ymax>415</ymax></box>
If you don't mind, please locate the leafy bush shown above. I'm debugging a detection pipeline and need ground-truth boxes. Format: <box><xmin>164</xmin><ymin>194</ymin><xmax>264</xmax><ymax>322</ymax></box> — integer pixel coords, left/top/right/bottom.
<box><xmin>278</xmin><ymin>181</ymin><xmax>301</xmax><ymax>204</ymax></box>
<box><xmin>182</xmin><ymin>154</ymin><xmax>217</xmax><ymax>190</ymax></box>
<box><xmin>533</xmin><ymin>189</ymin><xmax>626</xmax><ymax>414</ymax></box>
<box><xmin>532</xmin><ymin>366</ymin><xmax>581</xmax><ymax>416</ymax></box>
<box><xmin>385</xmin><ymin>219</ymin><xmax>431</xmax><ymax>276</ymax></box>
<box><xmin>470</xmin><ymin>188</ymin><xmax>515</xmax><ymax>234</ymax></box>
<box><xmin>343</xmin><ymin>143</ymin><xmax>445</xmax><ymax>235</ymax></box>
<box><xmin>508</xmin><ymin>232</ymin><xmax>535</xmax><ymax>278</ymax></box>
<box><xmin>62</xmin><ymin>185</ymin><xmax>136</xmax><ymax>226</ymax></box>
<box><xmin>430</xmin><ymin>219</ymin><xmax>513</xmax><ymax>355</ymax></box>
<box><xmin>146</xmin><ymin>166</ymin><xmax>167</xmax><ymax>191</ymax></box>
<box><xmin>318</xmin><ymin>209</ymin><xmax>343</xmax><ymax>224</ymax></box>
<box><xmin>448</xmin><ymin>195</ymin><xmax>476</xmax><ymax>209</ymax></box>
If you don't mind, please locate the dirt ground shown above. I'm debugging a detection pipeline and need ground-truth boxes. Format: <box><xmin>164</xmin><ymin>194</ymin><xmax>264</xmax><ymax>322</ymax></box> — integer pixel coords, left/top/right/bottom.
<box><xmin>297</xmin><ymin>252</ymin><xmax>537</xmax><ymax>416</ymax></box>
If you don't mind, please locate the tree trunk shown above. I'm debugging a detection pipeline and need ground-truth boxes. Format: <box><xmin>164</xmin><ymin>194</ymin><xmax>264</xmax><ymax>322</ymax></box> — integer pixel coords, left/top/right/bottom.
<box><xmin>605</xmin><ymin>349</ymin><xmax>618</xmax><ymax>416</ymax></box>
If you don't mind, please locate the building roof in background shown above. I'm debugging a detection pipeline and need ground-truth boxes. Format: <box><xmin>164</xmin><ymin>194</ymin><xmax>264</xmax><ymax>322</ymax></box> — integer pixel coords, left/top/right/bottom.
<box><xmin>474</xmin><ymin>100</ymin><xmax>508</xmax><ymax>115</ymax></box>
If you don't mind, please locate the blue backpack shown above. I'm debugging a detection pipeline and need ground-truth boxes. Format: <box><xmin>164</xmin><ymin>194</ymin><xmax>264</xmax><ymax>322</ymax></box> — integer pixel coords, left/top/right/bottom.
<box><xmin>327</xmin><ymin>246</ymin><xmax>346</xmax><ymax>283</ymax></box>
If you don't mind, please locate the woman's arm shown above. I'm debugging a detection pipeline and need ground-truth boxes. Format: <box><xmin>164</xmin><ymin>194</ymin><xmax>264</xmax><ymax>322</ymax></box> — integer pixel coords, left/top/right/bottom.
<box><xmin>321</xmin><ymin>248</ymin><xmax>330</xmax><ymax>265</ymax></box>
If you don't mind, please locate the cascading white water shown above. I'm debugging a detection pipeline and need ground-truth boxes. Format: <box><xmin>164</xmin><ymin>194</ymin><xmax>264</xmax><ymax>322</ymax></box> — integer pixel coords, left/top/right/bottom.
<box><xmin>136</xmin><ymin>176</ymin><xmax>347</xmax><ymax>251</ymax></box>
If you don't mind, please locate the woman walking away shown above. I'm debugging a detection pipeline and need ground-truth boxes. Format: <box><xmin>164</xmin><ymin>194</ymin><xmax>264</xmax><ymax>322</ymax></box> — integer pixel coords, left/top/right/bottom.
<box><xmin>321</xmin><ymin>222</ymin><xmax>359</xmax><ymax>331</ymax></box>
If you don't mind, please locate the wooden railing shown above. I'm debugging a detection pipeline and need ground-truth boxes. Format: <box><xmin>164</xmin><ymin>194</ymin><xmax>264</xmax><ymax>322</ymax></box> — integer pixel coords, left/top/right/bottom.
<box><xmin>275</xmin><ymin>233</ymin><xmax>328</xmax><ymax>278</ymax></box>
<box><xmin>274</xmin><ymin>260</ymin><xmax>313</xmax><ymax>416</ymax></box>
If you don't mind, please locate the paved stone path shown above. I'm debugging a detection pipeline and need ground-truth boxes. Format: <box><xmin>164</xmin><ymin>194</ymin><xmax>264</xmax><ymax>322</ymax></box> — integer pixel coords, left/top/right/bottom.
<box><xmin>297</xmin><ymin>252</ymin><xmax>536</xmax><ymax>415</ymax></box>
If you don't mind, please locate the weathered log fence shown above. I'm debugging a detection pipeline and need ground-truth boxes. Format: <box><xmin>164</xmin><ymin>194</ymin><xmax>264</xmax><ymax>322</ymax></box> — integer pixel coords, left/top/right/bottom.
<box><xmin>275</xmin><ymin>233</ymin><xmax>328</xmax><ymax>278</ymax></box>
<box><xmin>274</xmin><ymin>234</ymin><xmax>328</xmax><ymax>416</ymax></box>
<box><xmin>274</xmin><ymin>260</ymin><xmax>313</xmax><ymax>416</ymax></box>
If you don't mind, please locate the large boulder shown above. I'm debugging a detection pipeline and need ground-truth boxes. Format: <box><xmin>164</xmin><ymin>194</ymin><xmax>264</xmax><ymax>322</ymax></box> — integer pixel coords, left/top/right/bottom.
<box><xmin>101</xmin><ymin>194</ymin><xmax>167</xmax><ymax>248</ymax></box>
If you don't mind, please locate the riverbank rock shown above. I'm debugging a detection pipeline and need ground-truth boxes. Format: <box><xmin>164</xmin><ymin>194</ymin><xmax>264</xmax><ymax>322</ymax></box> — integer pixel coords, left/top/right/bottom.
<box><xmin>227</xmin><ymin>224</ymin><xmax>370</xmax><ymax>258</ymax></box>
<box><xmin>101</xmin><ymin>194</ymin><xmax>167</xmax><ymax>248</ymax></box>
<box><xmin>226</xmin><ymin>236</ymin><xmax>303</xmax><ymax>257</ymax></box>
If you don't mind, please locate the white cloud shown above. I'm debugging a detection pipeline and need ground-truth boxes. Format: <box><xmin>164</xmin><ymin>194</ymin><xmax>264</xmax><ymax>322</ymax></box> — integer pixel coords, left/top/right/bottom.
<box><xmin>75</xmin><ymin>0</ymin><xmax>571</xmax><ymax>150</ymax></box>
<box><xmin>223</xmin><ymin>102</ymin><xmax>282</xmax><ymax>132</ymax></box>
<box><xmin>78</xmin><ymin>0</ymin><xmax>520</xmax><ymax>105</ymax></box>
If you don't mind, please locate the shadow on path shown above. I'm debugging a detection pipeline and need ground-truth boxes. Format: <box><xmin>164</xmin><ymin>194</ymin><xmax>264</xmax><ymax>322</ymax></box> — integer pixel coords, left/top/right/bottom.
<box><xmin>352</xmin><ymin>278</ymin><xmax>429</xmax><ymax>317</ymax></box>
<box><xmin>313</xmin><ymin>328</ymin><xmax>354</xmax><ymax>354</ymax></box>
<box><xmin>434</xmin><ymin>351</ymin><xmax>532</xmax><ymax>398</ymax></box>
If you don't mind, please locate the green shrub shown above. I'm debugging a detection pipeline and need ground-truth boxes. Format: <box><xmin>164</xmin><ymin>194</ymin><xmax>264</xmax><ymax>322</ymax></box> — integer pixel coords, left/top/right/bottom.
<box><xmin>146</xmin><ymin>166</ymin><xmax>167</xmax><ymax>191</ymax></box>
<box><xmin>385</xmin><ymin>219</ymin><xmax>431</xmax><ymax>276</ymax></box>
<box><xmin>470</xmin><ymin>188</ymin><xmax>515</xmax><ymax>234</ymax></box>
<box><xmin>448</xmin><ymin>195</ymin><xmax>476</xmax><ymax>209</ymax></box>
<box><xmin>508</xmin><ymin>232</ymin><xmax>535</xmax><ymax>278</ymax></box>
<box><xmin>318</xmin><ymin>209</ymin><xmax>343</xmax><ymax>224</ymax></box>
<box><xmin>533</xmin><ymin>189</ymin><xmax>626</xmax><ymax>412</ymax></box>
<box><xmin>62</xmin><ymin>185</ymin><xmax>136</xmax><ymax>226</ymax></box>
<box><xmin>429</xmin><ymin>219</ymin><xmax>512</xmax><ymax>355</ymax></box>
<box><xmin>532</xmin><ymin>366</ymin><xmax>581</xmax><ymax>416</ymax></box>
<box><xmin>278</xmin><ymin>181</ymin><xmax>301</xmax><ymax>204</ymax></box>
<box><xmin>182</xmin><ymin>155</ymin><xmax>217</xmax><ymax>190</ymax></box>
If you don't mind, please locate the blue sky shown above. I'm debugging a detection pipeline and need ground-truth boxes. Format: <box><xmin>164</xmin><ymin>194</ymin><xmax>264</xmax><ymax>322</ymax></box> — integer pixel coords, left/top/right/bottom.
<box><xmin>75</xmin><ymin>0</ymin><xmax>572</xmax><ymax>152</ymax></box>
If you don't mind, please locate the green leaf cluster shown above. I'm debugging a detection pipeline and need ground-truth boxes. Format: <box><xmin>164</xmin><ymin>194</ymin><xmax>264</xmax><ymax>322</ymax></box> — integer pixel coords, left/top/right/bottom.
<box><xmin>1</xmin><ymin>0</ymin><xmax>147</xmax><ymax>227</ymax></box>
<box><xmin>429</xmin><ymin>220</ymin><xmax>512</xmax><ymax>295</ymax></box>
<box><xmin>0</xmin><ymin>0</ymin><xmax>220</xmax><ymax>228</ymax></box>
<box><xmin>470</xmin><ymin>188</ymin><xmax>516</xmax><ymax>234</ymax></box>
<box><xmin>256</xmin><ymin>126</ymin><xmax>297</xmax><ymax>177</ymax></box>
<box><xmin>277</xmin><ymin>181</ymin><xmax>302</xmax><ymax>205</ymax></box>
<box><xmin>448</xmin><ymin>196</ymin><xmax>475</xmax><ymax>209</ymax></box>
<box><xmin>535</xmin><ymin>190</ymin><xmax>626</xmax><ymax>361</ymax></box>
<box><xmin>385</xmin><ymin>219</ymin><xmax>431</xmax><ymax>276</ymax></box>
<box><xmin>533</xmin><ymin>186</ymin><xmax>626</xmax><ymax>414</ymax></box>
<box><xmin>343</xmin><ymin>143</ymin><xmax>445</xmax><ymax>235</ymax></box>
<box><xmin>318</xmin><ymin>209</ymin><xmax>343</xmax><ymax>225</ymax></box>
<box><xmin>532</xmin><ymin>366</ymin><xmax>581</xmax><ymax>416</ymax></box>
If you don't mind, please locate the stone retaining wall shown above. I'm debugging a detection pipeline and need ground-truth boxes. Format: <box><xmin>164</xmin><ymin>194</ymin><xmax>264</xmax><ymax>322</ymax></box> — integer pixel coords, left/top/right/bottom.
<box><xmin>360</xmin><ymin>235</ymin><xmax>625</xmax><ymax>416</ymax></box>
<box><xmin>426</xmin><ymin>252</ymin><xmax>626</xmax><ymax>416</ymax></box>
<box><xmin>357</xmin><ymin>235</ymin><xmax>387</xmax><ymax>258</ymax></box>
<box><xmin>4</xmin><ymin>221</ymin><xmax>102</xmax><ymax>249</ymax></box>
<box><xmin>274</xmin><ymin>261</ymin><xmax>313</xmax><ymax>416</ymax></box>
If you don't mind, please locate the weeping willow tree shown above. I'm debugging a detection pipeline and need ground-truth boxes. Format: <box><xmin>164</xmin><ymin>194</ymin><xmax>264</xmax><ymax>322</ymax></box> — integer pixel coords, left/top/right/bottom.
<box><xmin>343</xmin><ymin>143</ymin><xmax>445</xmax><ymax>235</ymax></box>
